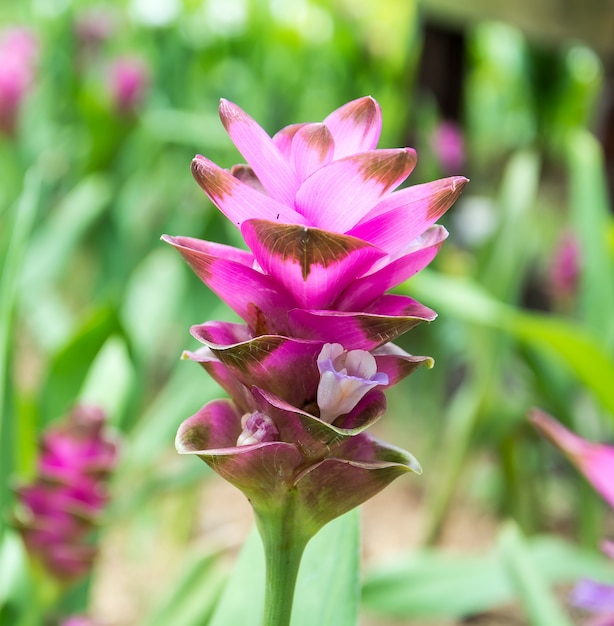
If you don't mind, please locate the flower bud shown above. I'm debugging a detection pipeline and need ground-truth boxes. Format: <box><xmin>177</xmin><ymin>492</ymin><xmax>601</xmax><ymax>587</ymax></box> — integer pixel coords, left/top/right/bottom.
<box><xmin>237</xmin><ymin>411</ymin><xmax>279</xmax><ymax>446</ymax></box>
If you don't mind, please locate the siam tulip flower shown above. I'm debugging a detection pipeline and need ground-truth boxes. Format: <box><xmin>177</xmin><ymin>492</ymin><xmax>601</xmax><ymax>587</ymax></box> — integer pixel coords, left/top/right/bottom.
<box><xmin>107</xmin><ymin>56</ymin><xmax>148</xmax><ymax>115</ymax></box>
<box><xmin>531</xmin><ymin>410</ymin><xmax>614</xmax><ymax>626</ymax></box>
<box><xmin>0</xmin><ymin>26</ymin><xmax>38</xmax><ymax>135</ymax></box>
<box><xmin>166</xmin><ymin>96</ymin><xmax>467</xmax><ymax>625</ymax></box>
<box><xmin>530</xmin><ymin>409</ymin><xmax>614</xmax><ymax>509</ymax></box>
<box><xmin>14</xmin><ymin>405</ymin><xmax>119</xmax><ymax>583</ymax></box>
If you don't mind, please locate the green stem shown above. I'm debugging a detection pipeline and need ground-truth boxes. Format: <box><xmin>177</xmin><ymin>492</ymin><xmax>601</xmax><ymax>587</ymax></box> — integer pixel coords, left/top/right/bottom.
<box><xmin>255</xmin><ymin>498</ymin><xmax>311</xmax><ymax>626</ymax></box>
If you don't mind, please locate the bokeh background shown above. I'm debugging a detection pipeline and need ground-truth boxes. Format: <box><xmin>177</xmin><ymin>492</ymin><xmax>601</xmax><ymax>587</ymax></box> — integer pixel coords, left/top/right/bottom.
<box><xmin>1</xmin><ymin>0</ymin><xmax>614</xmax><ymax>624</ymax></box>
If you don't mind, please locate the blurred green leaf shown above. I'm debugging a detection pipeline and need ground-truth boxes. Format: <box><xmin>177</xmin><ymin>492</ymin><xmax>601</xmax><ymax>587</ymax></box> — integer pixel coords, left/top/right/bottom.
<box><xmin>40</xmin><ymin>305</ymin><xmax>126</xmax><ymax>425</ymax></box>
<box><xmin>20</xmin><ymin>174</ymin><xmax>112</xmax><ymax>288</ymax></box>
<box><xmin>78</xmin><ymin>336</ymin><xmax>134</xmax><ymax>428</ymax></box>
<box><xmin>567</xmin><ymin>129</ymin><xmax>614</xmax><ymax>343</ymax></box>
<box><xmin>210</xmin><ymin>510</ymin><xmax>360</xmax><ymax>626</ymax></box>
<box><xmin>362</xmin><ymin>530</ymin><xmax>613</xmax><ymax>620</ymax></box>
<box><xmin>407</xmin><ymin>270</ymin><xmax>614</xmax><ymax>417</ymax></box>
<box><xmin>0</xmin><ymin>169</ymin><xmax>40</xmax><ymax>531</ymax></box>
<box><xmin>143</xmin><ymin>549</ymin><xmax>226</xmax><ymax>626</ymax></box>
<box><xmin>478</xmin><ymin>149</ymin><xmax>540</xmax><ymax>301</ymax></box>
<box><xmin>498</xmin><ymin>522</ymin><xmax>573</xmax><ymax>626</ymax></box>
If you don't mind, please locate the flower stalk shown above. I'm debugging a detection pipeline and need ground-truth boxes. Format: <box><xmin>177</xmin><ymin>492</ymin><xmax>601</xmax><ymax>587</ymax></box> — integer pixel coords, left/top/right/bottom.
<box><xmin>255</xmin><ymin>495</ymin><xmax>312</xmax><ymax>626</ymax></box>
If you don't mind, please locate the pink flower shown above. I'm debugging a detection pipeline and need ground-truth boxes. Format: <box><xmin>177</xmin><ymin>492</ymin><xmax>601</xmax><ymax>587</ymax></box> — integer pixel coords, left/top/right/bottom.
<box><xmin>0</xmin><ymin>27</ymin><xmax>38</xmax><ymax>135</ymax></box>
<box><xmin>531</xmin><ymin>410</ymin><xmax>614</xmax><ymax>625</ymax></box>
<box><xmin>550</xmin><ymin>231</ymin><xmax>580</xmax><ymax>304</ymax></box>
<box><xmin>107</xmin><ymin>56</ymin><xmax>148</xmax><ymax>115</ymax></box>
<box><xmin>14</xmin><ymin>406</ymin><xmax>119</xmax><ymax>582</ymax></box>
<box><xmin>165</xmin><ymin>97</ymin><xmax>467</xmax><ymax>339</ymax></box>
<box><xmin>432</xmin><ymin>120</ymin><xmax>465</xmax><ymax>173</ymax></box>
<box><xmin>530</xmin><ymin>410</ymin><xmax>614</xmax><ymax>509</ymax></box>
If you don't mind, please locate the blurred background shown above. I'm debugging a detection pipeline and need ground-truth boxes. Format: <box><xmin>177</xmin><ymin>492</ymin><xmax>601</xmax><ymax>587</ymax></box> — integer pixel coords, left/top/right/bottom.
<box><xmin>1</xmin><ymin>0</ymin><xmax>613</xmax><ymax>624</ymax></box>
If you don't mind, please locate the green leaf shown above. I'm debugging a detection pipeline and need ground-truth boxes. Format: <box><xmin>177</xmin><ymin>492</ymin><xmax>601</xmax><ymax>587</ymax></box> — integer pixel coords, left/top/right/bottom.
<box><xmin>498</xmin><ymin>522</ymin><xmax>574</xmax><ymax>626</ymax></box>
<box><xmin>39</xmin><ymin>305</ymin><xmax>125</xmax><ymax>425</ymax></box>
<box><xmin>143</xmin><ymin>550</ymin><xmax>226</xmax><ymax>626</ymax></box>
<box><xmin>78</xmin><ymin>336</ymin><xmax>134</xmax><ymax>429</ymax></box>
<box><xmin>407</xmin><ymin>270</ymin><xmax>614</xmax><ymax>417</ymax></box>
<box><xmin>209</xmin><ymin>509</ymin><xmax>360</xmax><ymax>626</ymax></box>
<box><xmin>362</xmin><ymin>531</ymin><xmax>613</xmax><ymax>620</ymax></box>
<box><xmin>20</xmin><ymin>174</ymin><xmax>112</xmax><ymax>288</ymax></box>
<box><xmin>0</xmin><ymin>169</ymin><xmax>40</xmax><ymax>531</ymax></box>
<box><xmin>567</xmin><ymin>129</ymin><xmax>614</xmax><ymax>342</ymax></box>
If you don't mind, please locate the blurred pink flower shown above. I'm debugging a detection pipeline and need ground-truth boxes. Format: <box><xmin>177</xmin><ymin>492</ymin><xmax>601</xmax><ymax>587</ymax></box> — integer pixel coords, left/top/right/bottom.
<box><xmin>550</xmin><ymin>231</ymin><xmax>580</xmax><ymax>303</ymax></box>
<box><xmin>61</xmin><ymin>616</ymin><xmax>101</xmax><ymax>626</ymax></box>
<box><xmin>14</xmin><ymin>406</ymin><xmax>119</xmax><ymax>582</ymax></box>
<box><xmin>531</xmin><ymin>409</ymin><xmax>614</xmax><ymax>625</ymax></box>
<box><xmin>107</xmin><ymin>56</ymin><xmax>148</xmax><ymax>115</ymax></box>
<box><xmin>432</xmin><ymin>120</ymin><xmax>465</xmax><ymax>173</ymax></box>
<box><xmin>530</xmin><ymin>409</ymin><xmax>614</xmax><ymax>509</ymax></box>
<box><xmin>75</xmin><ymin>7</ymin><xmax>116</xmax><ymax>47</ymax></box>
<box><xmin>0</xmin><ymin>26</ymin><xmax>38</xmax><ymax>135</ymax></box>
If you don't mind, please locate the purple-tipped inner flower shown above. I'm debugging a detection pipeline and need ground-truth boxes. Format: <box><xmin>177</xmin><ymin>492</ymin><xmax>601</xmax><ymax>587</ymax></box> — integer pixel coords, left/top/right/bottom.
<box><xmin>317</xmin><ymin>343</ymin><xmax>388</xmax><ymax>423</ymax></box>
<box><xmin>237</xmin><ymin>411</ymin><xmax>280</xmax><ymax>446</ymax></box>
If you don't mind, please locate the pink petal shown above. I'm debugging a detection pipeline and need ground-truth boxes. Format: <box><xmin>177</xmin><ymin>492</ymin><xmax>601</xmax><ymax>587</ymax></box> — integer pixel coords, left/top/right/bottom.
<box><xmin>191</xmin><ymin>155</ymin><xmax>306</xmax><ymax>227</ymax></box>
<box><xmin>288</xmin><ymin>294</ymin><xmax>437</xmax><ymax>350</ymax></box>
<box><xmin>192</xmin><ymin>331</ymin><xmax>324</xmax><ymax>409</ymax></box>
<box><xmin>530</xmin><ymin>410</ymin><xmax>614</xmax><ymax>510</ymax></box>
<box><xmin>348</xmin><ymin>176</ymin><xmax>468</xmax><ymax>256</ymax></box>
<box><xmin>295</xmin><ymin>149</ymin><xmax>417</xmax><ymax>232</ymax></box>
<box><xmin>290</xmin><ymin>123</ymin><xmax>335</xmax><ymax>181</ymax></box>
<box><xmin>323</xmin><ymin>96</ymin><xmax>382</xmax><ymax>159</ymax></box>
<box><xmin>293</xmin><ymin>433</ymin><xmax>420</xmax><ymax>532</ymax></box>
<box><xmin>230</xmin><ymin>164</ymin><xmax>265</xmax><ymax>193</ymax></box>
<box><xmin>373</xmin><ymin>343</ymin><xmax>434</xmax><ymax>387</ymax></box>
<box><xmin>163</xmin><ymin>234</ymin><xmax>298</xmax><ymax>335</ymax></box>
<box><xmin>335</xmin><ymin>226</ymin><xmax>448</xmax><ymax>310</ymax></box>
<box><xmin>219</xmin><ymin>99</ymin><xmax>299</xmax><ymax>205</ymax></box>
<box><xmin>241</xmin><ymin>220</ymin><xmax>385</xmax><ymax>310</ymax></box>
<box><xmin>176</xmin><ymin>399</ymin><xmax>304</xmax><ymax>503</ymax></box>
<box><xmin>272</xmin><ymin>123</ymin><xmax>306</xmax><ymax>159</ymax></box>
<box><xmin>183</xmin><ymin>345</ymin><xmax>255</xmax><ymax>414</ymax></box>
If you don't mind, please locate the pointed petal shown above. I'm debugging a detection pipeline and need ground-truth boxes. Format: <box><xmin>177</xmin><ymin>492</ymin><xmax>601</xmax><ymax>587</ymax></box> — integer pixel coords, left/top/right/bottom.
<box><xmin>335</xmin><ymin>226</ymin><xmax>448</xmax><ymax>310</ymax></box>
<box><xmin>176</xmin><ymin>399</ymin><xmax>303</xmax><ymax>502</ymax></box>
<box><xmin>163</xmin><ymin>235</ymin><xmax>297</xmax><ymax>335</ymax></box>
<box><xmin>251</xmin><ymin>387</ymin><xmax>387</xmax><ymax>455</ymax></box>
<box><xmin>530</xmin><ymin>410</ymin><xmax>614</xmax><ymax>509</ymax></box>
<box><xmin>230</xmin><ymin>164</ymin><xmax>265</xmax><ymax>193</ymax></box>
<box><xmin>295</xmin><ymin>149</ymin><xmax>417</xmax><ymax>232</ymax></box>
<box><xmin>219</xmin><ymin>99</ymin><xmax>299</xmax><ymax>205</ymax></box>
<box><xmin>191</xmin><ymin>155</ymin><xmax>306</xmax><ymax>227</ymax></box>
<box><xmin>323</xmin><ymin>96</ymin><xmax>382</xmax><ymax>158</ymax></box>
<box><xmin>241</xmin><ymin>220</ymin><xmax>385</xmax><ymax>310</ymax></box>
<box><xmin>182</xmin><ymin>346</ymin><xmax>255</xmax><ymax>413</ymax></box>
<box><xmin>288</xmin><ymin>294</ymin><xmax>437</xmax><ymax>350</ymax></box>
<box><xmin>373</xmin><ymin>343</ymin><xmax>434</xmax><ymax>387</ymax></box>
<box><xmin>348</xmin><ymin>176</ymin><xmax>468</xmax><ymax>255</ymax></box>
<box><xmin>193</xmin><ymin>333</ymin><xmax>324</xmax><ymax>409</ymax></box>
<box><xmin>272</xmin><ymin>122</ymin><xmax>306</xmax><ymax>158</ymax></box>
<box><xmin>190</xmin><ymin>320</ymin><xmax>252</xmax><ymax>346</ymax></box>
<box><xmin>290</xmin><ymin>123</ymin><xmax>335</xmax><ymax>180</ymax></box>
<box><xmin>294</xmin><ymin>433</ymin><xmax>420</xmax><ymax>532</ymax></box>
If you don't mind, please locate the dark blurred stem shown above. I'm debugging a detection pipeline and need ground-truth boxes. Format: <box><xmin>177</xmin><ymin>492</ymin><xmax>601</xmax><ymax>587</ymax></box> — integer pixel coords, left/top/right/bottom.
<box><xmin>255</xmin><ymin>497</ymin><xmax>311</xmax><ymax>626</ymax></box>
